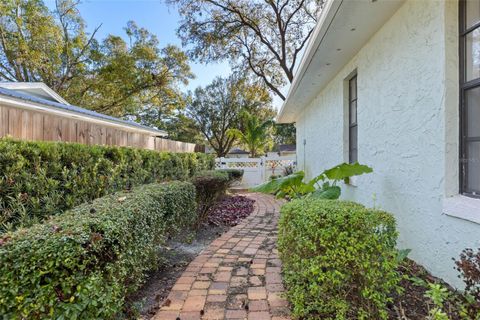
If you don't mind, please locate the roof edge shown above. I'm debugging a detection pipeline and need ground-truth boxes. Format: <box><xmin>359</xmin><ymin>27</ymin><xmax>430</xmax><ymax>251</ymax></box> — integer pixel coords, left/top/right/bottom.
<box><xmin>0</xmin><ymin>82</ymin><xmax>71</xmax><ymax>105</ymax></box>
<box><xmin>0</xmin><ymin>90</ymin><xmax>167</xmax><ymax>137</ymax></box>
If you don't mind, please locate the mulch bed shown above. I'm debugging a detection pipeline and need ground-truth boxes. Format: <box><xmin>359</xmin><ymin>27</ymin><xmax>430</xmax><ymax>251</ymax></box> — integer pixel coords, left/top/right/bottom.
<box><xmin>388</xmin><ymin>258</ymin><xmax>478</xmax><ymax>319</ymax></box>
<box><xmin>207</xmin><ymin>195</ymin><xmax>255</xmax><ymax>227</ymax></box>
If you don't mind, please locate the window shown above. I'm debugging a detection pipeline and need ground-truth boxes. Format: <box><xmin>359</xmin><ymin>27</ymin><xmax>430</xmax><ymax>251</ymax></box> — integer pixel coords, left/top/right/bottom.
<box><xmin>348</xmin><ymin>75</ymin><xmax>358</xmax><ymax>163</ymax></box>
<box><xmin>460</xmin><ymin>0</ymin><xmax>480</xmax><ymax>196</ymax></box>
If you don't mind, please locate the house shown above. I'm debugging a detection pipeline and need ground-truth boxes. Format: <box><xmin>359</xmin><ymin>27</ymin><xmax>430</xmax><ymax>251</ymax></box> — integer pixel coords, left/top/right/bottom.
<box><xmin>277</xmin><ymin>0</ymin><xmax>479</xmax><ymax>287</ymax></box>
<box><xmin>267</xmin><ymin>144</ymin><xmax>296</xmax><ymax>157</ymax></box>
<box><xmin>0</xmin><ymin>82</ymin><xmax>198</xmax><ymax>152</ymax></box>
<box><xmin>226</xmin><ymin>147</ymin><xmax>251</xmax><ymax>158</ymax></box>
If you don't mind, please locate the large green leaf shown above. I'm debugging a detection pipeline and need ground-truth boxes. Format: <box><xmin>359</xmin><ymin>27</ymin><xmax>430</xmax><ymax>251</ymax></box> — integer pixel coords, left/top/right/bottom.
<box><xmin>297</xmin><ymin>182</ymin><xmax>316</xmax><ymax>195</ymax></box>
<box><xmin>310</xmin><ymin>186</ymin><xmax>341</xmax><ymax>199</ymax></box>
<box><xmin>305</xmin><ymin>173</ymin><xmax>326</xmax><ymax>189</ymax></box>
<box><xmin>250</xmin><ymin>171</ymin><xmax>305</xmax><ymax>194</ymax></box>
<box><xmin>322</xmin><ymin>162</ymin><xmax>373</xmax><ymax>181</ymax></box>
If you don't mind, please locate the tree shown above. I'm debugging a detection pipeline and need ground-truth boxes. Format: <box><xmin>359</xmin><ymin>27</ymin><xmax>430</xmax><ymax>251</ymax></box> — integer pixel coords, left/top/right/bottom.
<box><xmin>135</xmin><ymin>104</ymin><xmax>206</xmax><ymax>144</ymax></box>
<box><xmin>68</xmin><ymin>24</ymin><xmax>194</xmax><ymax>117</ymax></box>
<box><xmin>0</xmin><ymin>0</ymin><xmax>98</xmax><ymax>90</ymax></box>
<box><xmin>227</xmin><ymin>111</ymin><xmax>274</xmax><ymax>157</ymax></box>
<box><xmin>169</xmin><ymin>0</ymin><xmax>325</xmax><ymax>100</ymax></box>
<box><xmin>274</xmin><ymin>123</ymin><xmax>296</xmax><ymax>145</ymax></box>
<box><xmin>186</xmin><ymin>75</ymin><xmax>273</xmax><ymax>157</ymax></box>
<box><xmin>0</xmin><ymin>0</ymin><xmax>193</xmax><ymax>117</ymax></box>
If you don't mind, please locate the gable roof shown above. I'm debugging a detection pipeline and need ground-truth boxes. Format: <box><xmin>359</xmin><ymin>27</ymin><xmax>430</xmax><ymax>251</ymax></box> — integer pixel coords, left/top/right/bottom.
<box><xmin>277</xmin><ymin>0</ymin><xmax>405</xmax><ymax>123</ymax></box>
<box><xmin>0</xmin><ymin>82</ymin><xmax>70</xmax><ymax>105</ymax></box>
<box><xmin>0</xmin><ymin>85</ymin><xmax>167</xmax><ymax>137</ymax></box>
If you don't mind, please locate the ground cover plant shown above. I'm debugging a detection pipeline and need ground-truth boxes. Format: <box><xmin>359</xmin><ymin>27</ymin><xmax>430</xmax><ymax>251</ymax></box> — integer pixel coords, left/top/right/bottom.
<box><xmin>0</xmin><ymin>138</ymin><xmax>213</xmax><ymax>232</ymax></box>
<box><xmin>0</xmin><ymin>181</ymin><xmax>196</xmax><ymax>319</ymax></box>
<box><xmin>278</xmin><ymin>197</ymin><xmax>399</xmax><ymax>319</ymax></box>
<box><xmin>207</xmin><ymin>195</ymin><xmax>255</xmax><ymax>226</ymax></box>
<box><xmin>252</xmin><ymin>162</ymin><xmax>372</xmax><ymax>200</ymax></box>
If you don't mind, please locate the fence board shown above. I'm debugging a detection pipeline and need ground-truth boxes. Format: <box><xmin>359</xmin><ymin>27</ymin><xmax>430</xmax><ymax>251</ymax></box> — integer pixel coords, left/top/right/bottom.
<box><xmin>8</xmin><ymin>108</ymin><xmax>22</xmax><ymax>138</ymax></box>
<box><xmin>0</xmin><ymin>106</ymin><xmax>7</xmax><ymax>138</ymax></box>
<box><xmin>77</xmin><ymin>121</ymin><xmax>87</xmax><ymax>144</ymax></box>
<box><xmin>32</xmin><ymin>112</ymin><xmax>43</xmax><ymax>141</ymax></box>
<box><xmin>52</xmin><ymin>117</ymin><xmax>62</xmax><ymax>141</ymax></box>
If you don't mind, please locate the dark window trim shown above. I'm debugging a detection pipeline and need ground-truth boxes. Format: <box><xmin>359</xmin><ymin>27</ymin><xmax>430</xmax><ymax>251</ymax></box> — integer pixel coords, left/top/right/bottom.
<box><xmin>349</xmin><ymin>75</ymin><xmax>358</xmax><ymax>164</ymax></box>
<box><xmin>460</xmin><ymin>0</ymin><xmax>480</xmax><ymax>197</ymax></box>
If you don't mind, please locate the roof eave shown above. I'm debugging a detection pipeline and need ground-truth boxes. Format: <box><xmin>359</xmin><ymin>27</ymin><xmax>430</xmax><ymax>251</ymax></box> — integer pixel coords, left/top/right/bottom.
<box><xmin>0</xmin><ymin>93</ymin><xmax>168</xmax><ymax>137</ymax></box>
<box><xmin>277</xmin><ymin>0</ymin><xmax>341</xmax><ymax>124</ymax></box>
<box><xmin>277</xmin><ymin>0</ymin><xmax>405</xmax><ymax>124</ymax></box>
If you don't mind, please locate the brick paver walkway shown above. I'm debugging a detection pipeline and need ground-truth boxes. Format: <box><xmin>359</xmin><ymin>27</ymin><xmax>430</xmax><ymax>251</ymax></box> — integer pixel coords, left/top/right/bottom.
<box><xmin>153</xmin><ymin>193</ymin><xmax>290</xmax><ymax>320</ymax></box>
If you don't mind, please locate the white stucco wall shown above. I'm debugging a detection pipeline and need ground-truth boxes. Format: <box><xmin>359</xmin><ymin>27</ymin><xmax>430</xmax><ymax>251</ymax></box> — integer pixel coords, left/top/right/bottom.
<box><xmin>296</xmin><ymin>0</ymin><xmax>480</xmax><ymax>287</ymax></box>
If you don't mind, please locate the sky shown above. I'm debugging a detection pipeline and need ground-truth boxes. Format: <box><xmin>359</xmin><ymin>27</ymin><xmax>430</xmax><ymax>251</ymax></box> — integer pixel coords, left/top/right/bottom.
<box><xmin>43</xmin><ymin>0</ymin><xmax>232</xmax><ymax>92</ymax></box>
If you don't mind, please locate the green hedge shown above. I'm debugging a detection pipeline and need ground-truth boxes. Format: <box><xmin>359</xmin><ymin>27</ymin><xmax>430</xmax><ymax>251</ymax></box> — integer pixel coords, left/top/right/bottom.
<box><xmin>191</xmin><ymin>170</ymin><xmax>230</xmax><ymax>226</ymax></box>
<box><xmin>0</xmin><ymin>181</ymin><xmax>196</xmax><ymax>319</ymax></box>
<box><xmin>278</xmin><ymin>198</ymin><xmax>399</xmax><ymax>320</ymax></box>
<box><xmin>216</xmin><ymin>169</ymin><xmax>244</xmax><ymax>182</ymax></box>
<box><xmin>0</xmin><ymin>138</ymin><xmax>213</xmax><ymax>231</ymax></box>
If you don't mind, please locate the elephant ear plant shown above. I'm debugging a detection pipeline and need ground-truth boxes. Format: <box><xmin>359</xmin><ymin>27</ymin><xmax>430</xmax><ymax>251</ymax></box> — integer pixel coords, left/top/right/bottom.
<box><xmin>251</xmin><ymin>162</ymin><xmax>373</xmax><ymax>200</ymax></box>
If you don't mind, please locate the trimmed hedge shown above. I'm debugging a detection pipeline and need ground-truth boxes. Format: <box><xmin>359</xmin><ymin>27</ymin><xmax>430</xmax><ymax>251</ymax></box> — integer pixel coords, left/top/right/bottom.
<box><xmin>217</xmin><ymin>169</ymin><xmax>244</xmax><ymax>182</ymax></box>
<box><xmin>191</xmin><ymin>170</ymin><xmax>230</xmax><ymax>226</ymax></box>
<box><xmin>0</xmin><ymin>138</ymin><xmax>213</xmax><ymax>231</ymax></box>
<box><xmin>0</xmin><ymin>181</ymin><xmax>196</xmax><ymax>319</ymax></box>
<box><xmin>278</xmin><ymin>198</ymin><xmax>400</xmax><ymax>319</ymax></box>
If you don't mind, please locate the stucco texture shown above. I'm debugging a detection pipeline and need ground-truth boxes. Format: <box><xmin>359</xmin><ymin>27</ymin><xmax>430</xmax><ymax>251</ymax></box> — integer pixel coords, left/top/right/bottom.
<box><xmin>295</xmin><ymin>0</ymin><xmax>479</xmax><ymax>287</ymax></box>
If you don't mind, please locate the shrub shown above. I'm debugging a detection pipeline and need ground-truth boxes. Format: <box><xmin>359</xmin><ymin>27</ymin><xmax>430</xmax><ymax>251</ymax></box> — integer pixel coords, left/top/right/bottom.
<box><xmin>191</xmin><ymin>170</ymin><xmax>230</xmax><ymax>226</ymax></box>
<box><xmin>0</xmin><ymin>181</ymin><xmax>196</xmax><ymax>319</ymax></box>
<box><xmin>0</xmin><ymin>138</ymin><xmax>213</xmax><ymax>231</ymax></box>
<box><xmin>217</xmin><ymin>169</ymin><xmax>244</xmax><ymax>182</ymax></box>
<box><xmin>278</xmin><ymin>198</ymin><xmax>400</xmax><ymax>319</ymax></box>
<box><xmin>454</xmin><ymin>247</ymin><xmax>480</xmax><ymax>315</ymax></box>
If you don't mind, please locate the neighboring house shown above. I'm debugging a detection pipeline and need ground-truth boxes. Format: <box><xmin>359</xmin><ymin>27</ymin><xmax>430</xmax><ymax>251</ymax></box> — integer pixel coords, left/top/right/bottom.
<box><xmin>267</xmin><ymin>144</ymin><xmax>296</xmax><ymax>157</ymax></box>
<box><xmin>226</xmin><ymin>148</ymin><xmax>250</xmax><ymax>158</ymax></box>
<box><xmin>0</xmin><ymin>82</ymin><xmax>198</xmax><ymax>152</ymax></box>
<box><xmin>277</xmin><ymin>0</ymin><xmax>479</xmax><ymax>287</ymax></box>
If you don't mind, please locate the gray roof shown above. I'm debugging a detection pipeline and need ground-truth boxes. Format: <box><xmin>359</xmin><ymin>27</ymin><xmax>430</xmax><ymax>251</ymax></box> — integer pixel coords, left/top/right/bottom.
<box><xmin>277</xmin><ymin>144</ymin><xmax>296</xmax><ymax>152</ymax></box>
<box><xmin>0</xmin><ymin>87</ymin><xmax>167</xmax><ymax>136</ymax></box>
<box><xmin>229</xmin><ymin>148</ymin><xmax>249</xmax><ymax>154</ymax></box>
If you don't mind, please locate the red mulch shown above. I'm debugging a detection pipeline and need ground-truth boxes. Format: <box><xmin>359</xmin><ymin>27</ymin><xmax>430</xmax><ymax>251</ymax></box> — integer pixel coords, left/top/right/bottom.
<box><xmin>207</xmin><ymin>195</ymin><xmax>255</xmax><ymax>227</ymax></box>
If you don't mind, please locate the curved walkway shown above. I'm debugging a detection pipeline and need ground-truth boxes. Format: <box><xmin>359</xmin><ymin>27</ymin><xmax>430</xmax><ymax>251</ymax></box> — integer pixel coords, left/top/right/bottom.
<box><xmin>153</xmin><ymin>193</ymin><xmax>290</xmax><ymax>320</ymax></box>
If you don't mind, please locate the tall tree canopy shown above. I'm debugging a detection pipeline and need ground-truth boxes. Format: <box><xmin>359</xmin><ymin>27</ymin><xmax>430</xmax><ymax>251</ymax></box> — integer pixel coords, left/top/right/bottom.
<box><xmin>169</xmin><ymin>0</ymin><xmax>324</xmax><ymax>100</ymax></box>
<box><xmin>0</xmin><ymin>0</ymin><xmax>193</xmax><ymax>117</ymax></box>
<box><xmin>186</xmin><ymin>75</ymin><xmax>274</xmax><ymax>157</ymax></box>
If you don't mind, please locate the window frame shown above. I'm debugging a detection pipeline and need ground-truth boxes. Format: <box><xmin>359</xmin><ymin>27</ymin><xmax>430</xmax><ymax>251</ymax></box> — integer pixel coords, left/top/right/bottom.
<box><xmin>460</xmin><ymin>0</ymin><xmax>480</xmax><ymax>197</ymax></box>
<box><xmin>348</xmin><ymin>75</ymin><xmax>358</xmax><ymax>164</ymax></box>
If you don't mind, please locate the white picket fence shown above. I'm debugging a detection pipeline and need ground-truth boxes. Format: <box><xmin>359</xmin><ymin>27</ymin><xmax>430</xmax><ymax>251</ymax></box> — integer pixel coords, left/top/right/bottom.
<box><xmin>215</xmin><ymin>155</ymin><xmax>296</xmax><ymax>187</ymax></box>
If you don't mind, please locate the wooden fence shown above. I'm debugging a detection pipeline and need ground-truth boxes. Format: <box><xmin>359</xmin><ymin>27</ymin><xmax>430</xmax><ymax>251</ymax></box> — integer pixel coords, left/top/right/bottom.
<box><xmin>0</xmin><ymin>104</ymin><xmax>202</xmax><ymax>153</ymax></box>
